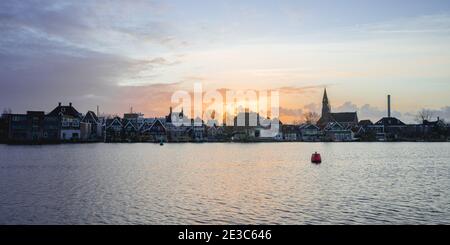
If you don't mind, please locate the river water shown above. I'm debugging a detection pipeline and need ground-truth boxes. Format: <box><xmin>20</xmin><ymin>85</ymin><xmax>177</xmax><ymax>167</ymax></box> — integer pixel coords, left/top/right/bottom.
<box><xmin>0</xmin><ymin>143</ymin><xmax>449</xmax><ymax>224</ymax></box>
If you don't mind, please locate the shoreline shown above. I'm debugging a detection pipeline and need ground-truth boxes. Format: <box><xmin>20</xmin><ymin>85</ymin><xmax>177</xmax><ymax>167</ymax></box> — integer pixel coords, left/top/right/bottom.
<box><xmin>1</xmin><ymin>139</ymin><xmax>449</xmax><ymax>145</ymax></box>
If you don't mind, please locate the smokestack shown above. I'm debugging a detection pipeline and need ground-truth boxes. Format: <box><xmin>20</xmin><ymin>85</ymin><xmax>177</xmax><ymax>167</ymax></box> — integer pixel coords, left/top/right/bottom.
<box><xmin>58</xmin><ymin>102</ymin><xmax>61</xmax><ymax>107</ymax></box>
<box><xmin>97</xmin><ymin>105</ymin><xmax>99</xmax><ymax>116</ymax></box>
<box><xmin>387</xmin><ymin>95</ymin><xmax>391</xmax><ymax>118</ymax></box>
<box><xmin>69</xmin><ymin>102</ymin><xmax>72</xmax><ymax>107</ymax></box>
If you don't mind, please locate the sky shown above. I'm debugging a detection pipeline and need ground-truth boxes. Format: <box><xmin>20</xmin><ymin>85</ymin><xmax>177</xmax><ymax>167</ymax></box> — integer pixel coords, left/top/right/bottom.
<box><xmin>1</xmin><ymin>0</ymin><xmax>450</xmax><ymax>123</ymax></box>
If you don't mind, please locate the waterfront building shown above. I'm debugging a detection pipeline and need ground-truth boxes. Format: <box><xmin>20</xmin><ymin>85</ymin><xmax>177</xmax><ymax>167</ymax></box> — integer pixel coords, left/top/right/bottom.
<box><xmin>317</xmin><ymin>89</ymin><xmax>358</xmax><ymax>129</ymax></box>
<box><xmin>207</xmin><ymin>124</ymin><xmax>226</xmax><ymax>142</ymax></box>
<box><xmin>2</xmin><ymin>111</ymin><xmax>60</xmax><ymax>143</ymax></box>
<box><xmin>80</xmin><ymin>111</ymin><xmax>102</xmax><ymax>141</ymax></box>
<box><xmin>166</xmin><ymin>123</ymin><xmax>192</xmax><ymax>142</ymax></box>
<box><xmin>323</xmin><ymin>121</ymin><xmax>355</xmax><ymax>142</ymax></box>
<box><xmin>373</xmin><ymin>117</ymin><xmax>406</xmax><ymax>141</ymax></box>
<box><xmin>354</xmin><ymin>120</ymin><xmax>375</xmax><ymax>140</ymax></box>
<box><xmin>299</xmin><ymin>124</ymin><xmax>321</xmax><ymax>142</ymax></box>
<box><xmin>47</xmin><ymin>103</ymin><xmax>82</xmax><ymax>141</ymax></box>
<box><xmin>281</xmin><ymin>125</ymin><xmax>299</xmax><ymax>141</ymax></box>
<box><xmin>190</xmin><ymin>118</ymin><xmax>207</xmax><ymax>142</ymax></box>
<box><xmin>105</xmin><ymin>116</ymin><xmax>123</xmax><ymax>142</ymax></box>
<box><xmin>140</xmin><ymin>118</ymin><xmax>167</xmax><ymax>142</ymax></box>
<box><xmin>122</xmin><ymin>119</ymin><xmax>139</xmax><ymax>142</ymax></box>
<box><xmin>42</xmin><ymin>115</ymin><xmax>60</xmax><ymax>143</ymax></box>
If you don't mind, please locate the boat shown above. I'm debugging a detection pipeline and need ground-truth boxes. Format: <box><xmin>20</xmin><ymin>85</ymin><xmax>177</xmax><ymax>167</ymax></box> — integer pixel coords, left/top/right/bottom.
<box><xmin>311</xmin><ymin>152</ymin><xmax>322</xmax><ymax>164</ymax></box>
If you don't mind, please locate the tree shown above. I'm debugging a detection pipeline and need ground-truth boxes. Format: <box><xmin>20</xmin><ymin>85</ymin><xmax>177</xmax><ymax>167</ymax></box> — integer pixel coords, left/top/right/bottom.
<box><xmin>415</xmin><ymin>109</ymin><xmax>434</xmax><ymax>123</ymax></box>
<box><xmin>303</xmin><ymin>111</ymin><xmax>320</xmax><ymax>124</ymax></box>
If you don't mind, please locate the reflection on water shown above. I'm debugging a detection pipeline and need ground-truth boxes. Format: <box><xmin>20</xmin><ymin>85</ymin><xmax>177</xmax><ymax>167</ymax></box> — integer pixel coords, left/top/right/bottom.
<box><xmin>0</xmin><ymin>143</ymin><xmax>449</xmax><ymax>224</ymax></box>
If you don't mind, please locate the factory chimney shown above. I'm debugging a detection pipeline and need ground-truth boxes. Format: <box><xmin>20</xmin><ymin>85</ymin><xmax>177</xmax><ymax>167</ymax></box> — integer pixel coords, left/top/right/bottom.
<box><xmin>387</xmin><ymin>95</ymin><xmax>391</xmax><ymax>118</ymax></box>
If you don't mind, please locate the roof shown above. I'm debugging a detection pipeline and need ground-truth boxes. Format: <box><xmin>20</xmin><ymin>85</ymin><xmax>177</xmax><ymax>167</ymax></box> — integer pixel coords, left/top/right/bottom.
<box><xmin>282</xmin><ymin>124</ymin><xmax>298</xmax><ymax>133</ymax></box>
<box><xmin>300</xmin><ymin>124</ymin><xmax>320</xmax><ymax>130</ymax></box>
<box><xmin>358</xmin><ymin>119</ymin><xmax>373</xmax><ymax>127</ymax></box>
<box><xmin>375</xmin><ymin>117</ymin><xmax>406</xmax><ymax>126</ymax></box>
<box><xmin>81</xmin><ymin>111</ymin><xmax>99</xmax><ymax>123</ymax></box>
<box><xmin>47</xmin><ymin>104</ymin><xmax>81</xmax><ymax>118</ymax></box>
<box><xmin>422</xmin><ymin>119</ymin><xmax>446</xmax><ymax>127</ymax></box>
<box><xmin>122</xmin><ymin>119</ymin><xmax>138</xmax><ymax>130</ymax></box>
<box><xmin>330</xmin><ymin>112</ymin><xmax>358</xmax><ymax>123</ymax></box>
<box><xmin>142</xmin><ymin>118</ymin><xmax>166</xmax><ymax>132</ymax></box>
<box><xmin>324</xmin><ymin>121</ymin><xmax>344</xmax><ymax>131</ymax></box>
<box><xmin>105</xmin><ymin>117</ymin><xmax>123</xmax><ymax>128</ymax></box>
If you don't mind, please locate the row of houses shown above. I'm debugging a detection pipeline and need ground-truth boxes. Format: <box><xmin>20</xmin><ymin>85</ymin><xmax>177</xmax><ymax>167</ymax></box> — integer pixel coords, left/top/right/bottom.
<box><xmin>1</xmin><ymin>101</ymin><xmax>449</xmax><ymax>144</ymax></box>
<box><xmin>0</xmin><ymin>103</ymin><xmax>102</xmax><ymax>144</ymax></box>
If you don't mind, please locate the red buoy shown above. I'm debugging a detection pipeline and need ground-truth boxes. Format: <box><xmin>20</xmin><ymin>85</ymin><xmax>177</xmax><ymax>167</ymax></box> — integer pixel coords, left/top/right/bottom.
<box><xmin>311</xmin><ymin>152</ymin><xmax>322</xmax><ymax>164</ymax></box>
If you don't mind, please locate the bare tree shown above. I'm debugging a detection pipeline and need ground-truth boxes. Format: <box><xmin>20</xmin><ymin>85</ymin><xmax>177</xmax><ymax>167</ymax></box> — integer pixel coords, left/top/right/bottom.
<box><xmin>415</xmin><ymin>109</ymin><xmax>434</xmax><ymax>123</ymax></box>
<box><xmin>303</xmin><ymin>111</ymin><xmax>320</xmax><ymax>124</ymax></box>
<box><xmin>292</xmin><ymin>119</ymin><xmax>303</xmax><ymax>125</ymax></box>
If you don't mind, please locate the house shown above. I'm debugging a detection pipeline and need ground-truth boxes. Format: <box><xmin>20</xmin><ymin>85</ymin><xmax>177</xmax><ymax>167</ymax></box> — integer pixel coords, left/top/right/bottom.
<box><xmin>105</xmin><ymin>116</ymin><xmax>123</xmax><ymax>142</ymax></box>
<box><xmin>140</xmin><ymin>118</ymin><xmax>167</xmax><ymax>142</ymax></box>
<box><xmin>47</xmin><ymin>103</ymin><xmax>82</xmax><ymax>141</ymax></box>
<box><xmin>324</xmin><ymin>122</ymin><xmax>354</xmax><ymax>142</ymax></box>
<box><xmin>1</xmin><ymin>111</ymin><xmax>61</xmax><ymax>143</ymax></box>
<box><xmin>281</xmin><ymin>125</ymin><xmax>299</xmax><ymax>141</ymax></box>
<box><xmin>42</xmin><ymin>115</ymin><xmax>60</xmax><ymax>143</ymax></box>
<box><xmin>373</xmin><ymin>117</ymin><xmax>406</xmax><ymax>141</ymax></box>
<box><xmin>317</xmin><ymin>89</ymin><xmax>358</xmax><ymax>129</ymax></box>
<box><xmin>166</xmin><ymin>124</ymin><xmax>192</xmax><ymax>142</ymax></box>
<box><xmin>299</xmin><ymin>124</ymin><xmax>321</xmax><ymax>142</ymax></box>
<box><xmin>80</xmin><ymin>111</ymin><xmax>101</xmax><ymax>141</ymax></box>
<box><xmin>190</xmin><ymin>118</ymin><xmax>206</xmax><ymax>142</ymax></box>
<box><xmin>4</xmin><ymin>113</ymin><xmax>28</xmax><ymax>142</ymax></box>
<box><xmin>355</xmin><ymin>120</ymin><xmax>375</xmax><ymax>141</ymax></box>
<box><xmin>122</xmin><ymin>119</ymin><xmax>139</xmax><ymax>142</ymax></box>
<box><xmin>207</xmin><ymin>124</ymin><xmax>226</xmax><ymax>141</ymax></box>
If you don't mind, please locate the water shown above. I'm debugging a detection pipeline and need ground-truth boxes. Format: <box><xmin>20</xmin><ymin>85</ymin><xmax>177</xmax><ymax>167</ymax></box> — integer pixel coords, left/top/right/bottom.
<box><xmin>0</xmin><ymin>143</ymin><xmax>449</xmax><ymax>225</ymax></box>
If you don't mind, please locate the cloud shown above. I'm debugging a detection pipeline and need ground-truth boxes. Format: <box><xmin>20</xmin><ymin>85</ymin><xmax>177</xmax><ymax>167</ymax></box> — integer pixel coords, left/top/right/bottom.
<box><xmin>404</xmin><ymin>106</ymin><xmax>450</xmax><ymax>122</ymax></box>
<box><xmin>0</xmin><ymin>0</ymin><xmax>186</xmax><ymax>114</ymax></box>
<box><xmin>277</xmin><ymin>84</ymin><xmax>329</xmax><ymax>95</ymax></box>
<box><xmin>279</xmin><ymin>107</ymin><xmax>304</xmax><ymax>117</ymax></box>
<box><xmin>0</xmin><ymin>0</ymin><xmax>178</xmax><ymax>52</ymax></box>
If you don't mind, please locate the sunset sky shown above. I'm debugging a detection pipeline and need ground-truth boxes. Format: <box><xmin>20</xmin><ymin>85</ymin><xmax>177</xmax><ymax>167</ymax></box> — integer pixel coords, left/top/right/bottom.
<box><xmin>1</xmin><ymin>0</ymin><xmax>450</xmax><ymax>123</ymax></box>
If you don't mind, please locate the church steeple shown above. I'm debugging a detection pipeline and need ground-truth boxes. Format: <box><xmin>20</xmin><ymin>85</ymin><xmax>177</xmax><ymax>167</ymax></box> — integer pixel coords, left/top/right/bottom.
<box><xmin>321</xmin><ymin>88</ymin><xmax>331</xmax><ymax>117</ymax></box>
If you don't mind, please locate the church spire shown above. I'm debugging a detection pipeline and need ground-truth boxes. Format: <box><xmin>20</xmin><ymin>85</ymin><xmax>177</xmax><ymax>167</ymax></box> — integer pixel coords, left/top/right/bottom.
<box><xmin>321</xmin><ymin>88</ymin><xmax>331</xmax><ymax>117</ymax></box>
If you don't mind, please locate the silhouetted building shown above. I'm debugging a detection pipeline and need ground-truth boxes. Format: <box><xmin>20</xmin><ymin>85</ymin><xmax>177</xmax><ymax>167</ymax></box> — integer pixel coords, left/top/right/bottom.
<box><xmin>2</xmin><ymin>111</ymin><xmax>60</xmax><ymax>143</ymax></box>
<box><xmin>81</xmin><ymin>111</ymin><xmax>102</xmax><ymax>141</ymax></box>
<box><xmin>140</xmin><ymin>118</ymin><xmax>167</xmax><ymax>142</ymax></box>
<box><xmin>317</xmin><ymin>89</ymin><xmax>358</xmax><ymax>128</ymax></box>
<box><xmin>48</xmin><ymin>102</ymin><xmax>82</xmax><ymax>141</ymax></box>
<box><xmin>105</xmin><ymin>116</ymin><xmax>123</xmax><ymax>142</ymax></box>
<box><xmin>299</xmin><ymin>124</ymin><xmax>321</xmax><ymax>141</ymax></box>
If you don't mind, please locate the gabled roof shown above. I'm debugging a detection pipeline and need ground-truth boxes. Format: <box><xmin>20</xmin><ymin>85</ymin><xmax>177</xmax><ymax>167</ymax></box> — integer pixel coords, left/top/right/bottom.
<box><xmin>358</xmin><ymin>119</ymin><xmax>373</xmax><ymax>127</ymax></box>
<box><xmin>123</xmin><ymin>119</ymin><xmax>138</xmax><ymax>130</ymax></box>
<box><xmin>47</xmin><ymin>104</ymin><xmax>82</xmax><ymax>118</ymax></box>
<box><xmin>81</xmin><ymin>111</ymin><xmax>99</xmax><ymax>123</ymax></box>
<box><xmin>142</xmin><ymin>118</ymin><xmax>166</xmax><ymax>132</ymax></box>
<box><xmin>375</xmin><ymin>117</ymin><xmax>405</xmax><ymax>126</ymax></box>
<box><xmin>300</xmin><ymin>124</ymin><xmax>320</xmax><ymax>130</ymax></box>
<box><xmin>106</xmin><ymin>117</ymin><xmax>123</xmax><ymax>129</ymax></box>
<box><xmin>139</xmin><ymin>120</ymin><xmax>153</xmax><ymax>131</ymax></box>
<box><xmin>330</xmin><ymin>112</ymin><xmax>358</xmax><ymax>123</ymax></box>
<box><xmin>324</xmin><ymin>121</ymin><xmax>344</xmax><ymax>131</ymax></box>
